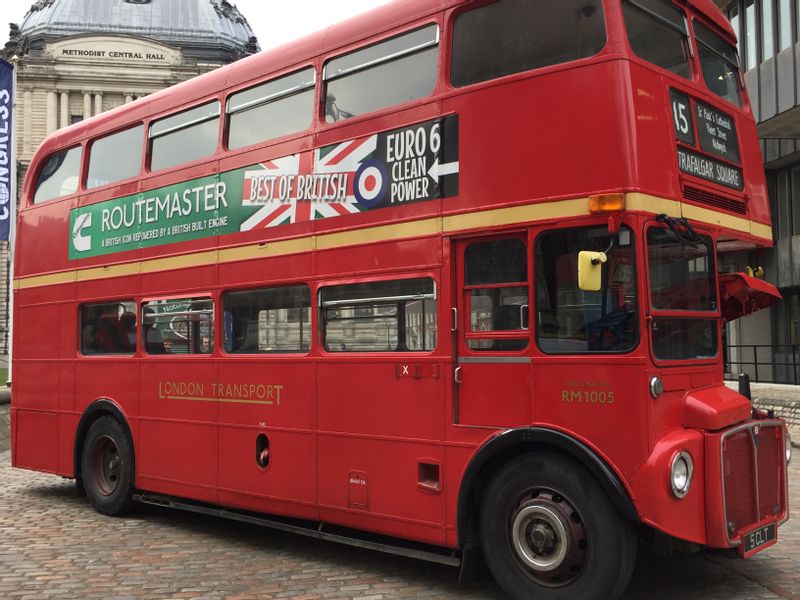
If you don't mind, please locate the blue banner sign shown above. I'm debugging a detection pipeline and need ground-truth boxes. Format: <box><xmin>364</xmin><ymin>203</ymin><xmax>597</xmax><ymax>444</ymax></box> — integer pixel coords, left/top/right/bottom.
<box><xmin>0</xmin><ymin>60</ymin><xmax>13</xmax><ymax>241</ymax></box>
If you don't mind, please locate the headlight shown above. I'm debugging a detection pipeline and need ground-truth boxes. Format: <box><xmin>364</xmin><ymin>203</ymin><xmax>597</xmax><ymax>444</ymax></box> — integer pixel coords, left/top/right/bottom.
<box><xmin>787</xmin><ymin>429</ymin><xmax>793</xmax><ymax>465</ymax></box>
<box><xmin>670</xmin><ymin>451</ymin><xmax>693</xmax><ymax>499</ymax></box>
<box><xmin>649</xmin><ymin>376</ymin><xmax>664</xmax><ymax>399</ymax></box>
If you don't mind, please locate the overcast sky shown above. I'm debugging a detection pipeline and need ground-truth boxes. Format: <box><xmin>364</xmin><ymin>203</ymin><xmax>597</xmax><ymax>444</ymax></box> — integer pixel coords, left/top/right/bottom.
<box><xmin>0</xmin><ymin>1</ymin><xmax>390</xmax><ymax>51</ymax></box>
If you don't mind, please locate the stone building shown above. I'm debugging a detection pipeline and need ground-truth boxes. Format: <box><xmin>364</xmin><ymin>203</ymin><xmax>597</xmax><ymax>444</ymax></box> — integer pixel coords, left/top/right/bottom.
<box><xmin>1</xmin><ymin>0</ymin><xmax>258</xmax><ymax>358</ymax></box>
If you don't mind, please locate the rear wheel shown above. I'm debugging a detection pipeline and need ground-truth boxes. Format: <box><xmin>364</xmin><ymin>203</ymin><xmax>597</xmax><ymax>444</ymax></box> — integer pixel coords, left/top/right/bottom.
<box><xmin>479</xmin><ymin>452</ymin><xmax>636</xmax><ymax>600</ymax></box>
<box><xmin>81</xmin><ymin>416</ymin><xmax>135</xmax><ymax>516</ymax></box>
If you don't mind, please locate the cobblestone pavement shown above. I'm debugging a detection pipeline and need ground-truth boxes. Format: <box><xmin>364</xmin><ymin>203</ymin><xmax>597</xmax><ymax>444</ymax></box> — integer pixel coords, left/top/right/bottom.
<box><xmin>0</xmin><ymin>450</ymin><xmax>798</xmax><ymax>600</ymax></box>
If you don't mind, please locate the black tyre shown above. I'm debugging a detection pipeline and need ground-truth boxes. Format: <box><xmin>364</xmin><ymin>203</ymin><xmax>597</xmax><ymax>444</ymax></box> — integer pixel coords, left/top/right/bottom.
<box><xmin>479</xmin><ymin>452</ymin><xmax>636</xmax><ymax>600</ymax></box>
<box><xmin>81</xmin><ymin>416</ymin><xmax>136</xmax><ymax>516</ymax></box>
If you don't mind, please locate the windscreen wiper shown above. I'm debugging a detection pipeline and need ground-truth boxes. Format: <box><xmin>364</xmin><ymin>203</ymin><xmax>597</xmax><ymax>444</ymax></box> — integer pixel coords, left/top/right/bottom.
<box><xmin>656</xmin><ymin>214</ymin><xmax>707</xmax><ymax>247</ymax></box>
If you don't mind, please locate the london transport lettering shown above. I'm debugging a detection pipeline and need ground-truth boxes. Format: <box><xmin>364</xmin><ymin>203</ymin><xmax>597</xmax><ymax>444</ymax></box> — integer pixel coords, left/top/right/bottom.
<box><xmin>68</xmin><ymin>115</ymin><xmax>459</xmax><ymax>259</ymax></box>
<box><xmin>158</xmin><ymin>380</ymin><xmax>284</xmax><ymax>405</ymax></box>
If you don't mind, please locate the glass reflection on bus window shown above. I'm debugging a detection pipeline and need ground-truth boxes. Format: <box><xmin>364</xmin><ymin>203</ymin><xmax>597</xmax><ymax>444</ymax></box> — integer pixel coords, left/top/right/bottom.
<box><xmin>623</xmin><ymin>0</ymin><xmax>692</xmax><ymax>80</ymax></box>
<box><xmin>324</xmin><ymin>25</ymin><xmax>439</xmax><ymax>123</ymax></box>
<box><xmin>695</xmin><ymin>21</ymin><xmax>743</xmax><ymax>107</ymax></box>
<box><xmin>80</xmin><ymin>301</ymin><xmax>137</xmax><ymax>355</ymax></box>
<box><xmin>451</xmin><ymin>0</ymin><xmax>606</xmax><ymax>87</ymax></box>
<box><xmin>34</xmin><ymin>147</ymin><xmax>82</xmax><ymax>203</ymax></box>
<box><xmin>223</xmin><ymin>285</ymin><xmax>311</xmax><ymax>353</ymax></box>
<box><xmin>536</xmin><ymin>226</ymin><xmax>638</xmax><ymax>354</ymax></box>
<box><xmin>320</xmin><ymin>278</ymin><xmax>437</xmax><ymax>352</ymax></box>
<box><xmin>87</xmin><ymin>125</ymin><xmax>144</xmax><ymax>189</ymax></box>
<box><xmin>149</xmin><ymin>102</ymin><xmax>220</xmax><ymax>172</ymax></box>
<box><xmin>142</xmin><ymin>298</ymin><xmax>214</xmax><ymax>355</ymax></box>
<box><xmin>647</xmin><ymin>226</ymin><xmax>716</xmax><ymax>311</ymax></box>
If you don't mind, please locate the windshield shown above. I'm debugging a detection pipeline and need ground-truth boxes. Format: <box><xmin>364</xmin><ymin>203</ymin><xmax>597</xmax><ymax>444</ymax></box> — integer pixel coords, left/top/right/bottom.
<box><xmin>647</xmin><ymin>226</ymin><xmax>718</xmax><ymax>361</ymax></box>
<box><xmin>648</xmin><ymin>226</ymin><xmax>716</xmax><ymax>311</ymax></box>
<box><xmin>623</xmin><ymin>0</ymin><xmax>692</xmax><ymax>79</ymax></box>
<box><xmin>536</xmin><ymin>226</ymin><xmax>638</xmax><ymax>353</ymax></box>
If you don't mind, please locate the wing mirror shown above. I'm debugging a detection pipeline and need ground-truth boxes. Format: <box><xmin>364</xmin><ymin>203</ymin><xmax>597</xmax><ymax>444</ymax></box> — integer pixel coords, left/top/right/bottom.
<box><xmin>578</xmin><ymin>251</ymin><xmax>607</xmax><ymax>291</ymax></box>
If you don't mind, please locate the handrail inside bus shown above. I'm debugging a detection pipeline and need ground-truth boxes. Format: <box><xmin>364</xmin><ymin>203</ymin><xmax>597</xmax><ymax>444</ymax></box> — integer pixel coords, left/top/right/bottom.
<box><xmin>322</xmin><ymin>293</ymin><xmax>435</xmax><ymax>308</ymax></box>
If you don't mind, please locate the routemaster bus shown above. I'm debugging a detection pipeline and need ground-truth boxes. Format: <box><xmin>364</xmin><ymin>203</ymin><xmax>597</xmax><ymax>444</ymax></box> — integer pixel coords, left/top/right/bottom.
<box><xmin>11</xmin><ymin>1</ymin><xmax>791</xmax><ymax>599</ymax></box>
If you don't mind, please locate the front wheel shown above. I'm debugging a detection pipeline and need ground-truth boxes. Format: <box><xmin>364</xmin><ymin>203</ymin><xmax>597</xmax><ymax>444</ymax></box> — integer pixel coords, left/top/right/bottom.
<box><xmin>81</xmin><ymin>416</ymin><xmax>136</xmax><ymax>516</ymax></box>
<box><xmin>480</xmin><ymin>453</ymin><xmax>636</xmax><ymax>600</ymax></box>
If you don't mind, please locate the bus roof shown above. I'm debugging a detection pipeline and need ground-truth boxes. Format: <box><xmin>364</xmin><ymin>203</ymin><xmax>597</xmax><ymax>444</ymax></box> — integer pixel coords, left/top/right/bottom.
<box><xmin>684</xmin><ymin>0</ymin><xmax>736</xmax><ymax>40</ymax></box>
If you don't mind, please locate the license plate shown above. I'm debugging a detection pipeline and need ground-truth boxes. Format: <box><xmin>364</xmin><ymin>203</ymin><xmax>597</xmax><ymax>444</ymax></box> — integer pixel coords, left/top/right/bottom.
<box><xmin>741</xmin><ymin>523</ymin><xmax>777</xmax><ymax>556</ymax></box>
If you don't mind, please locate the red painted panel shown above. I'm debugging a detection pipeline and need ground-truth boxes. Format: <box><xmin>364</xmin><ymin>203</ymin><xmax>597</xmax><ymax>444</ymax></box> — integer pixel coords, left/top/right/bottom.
<box><xmin>76</xmin><ymin>274</ymin><xmax>141</xmax><ymax>302</ymax></box>
<box><xmin>532</xmin><ymin>360</ymin><xmax>648</xmax><ymax>477</ymax></box>
<box><xmin>317</xmin><ymin>435</ymin><xmax>445</xmax><ymax>539</ymax></box>
<box><xmin>140</xmin><ymin>265</ymin><xmax>217</xmax><ymax>296</ymax></box>
<box><xmin>218</xmin><ymin>429</ymin><xmax>316</xmax><ymax>507</ymax></box>
<box><xmin>58</xmin><ymin>413</ymin><xmax>79</xmax><ymax>476</ymax></box>
<box><xmin>457</xmin><ymin>363</ymin><xmax>531</xmax><ymax>427</ymax></box>
<box><xmin>317</xmin><ymin>361</ymin><xmax>442</xmax><ymax>440</ymax></box>
<box><xmin>14</xmin><ymin>362</ymin><xmax>62</xmax><ymax>411</ymax></box>
<box><xmin>138</xmin><ymin>419</ymin><xmax>218</xmax><ymax>495</ymax></box>
<box><xmin>217</xmin><ymin>360</ymin><xmax>313</xmax><ymax>429</ymax></box>
<box><xmin>218</xmin><ymin>253</ymin><xmax>313</xmax><ymax>289</ymax></box>
<box><xmin>15</xmin><ymin>305</ymin><xmax>62</xmax><ymax>360</ymax></box>
<box><xmin>14</xmin><ymin>410</ymin><xmax>59</xmax><ymax>473</ymax></box>
<box><xmin>316</xmin><ymin>238</ymin><xmax>441</xmax><ymax>278</ymax></box>
<box><xmin>75</xmin><ymin>361</ymin><xmax>139</xmax><ymax>417</ymax></box>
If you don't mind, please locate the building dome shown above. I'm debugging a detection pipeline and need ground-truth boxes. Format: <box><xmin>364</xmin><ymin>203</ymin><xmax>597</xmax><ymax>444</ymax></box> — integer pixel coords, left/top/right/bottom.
<box><xmin>17</xmin><ymin>0</ymin><xmax>258</xmax><ymax>61</ymax></box>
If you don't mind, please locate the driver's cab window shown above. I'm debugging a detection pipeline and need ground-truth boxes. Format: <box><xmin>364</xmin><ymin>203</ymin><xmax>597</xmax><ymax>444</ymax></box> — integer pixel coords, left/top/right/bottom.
<box><xmin>464</xmin><ymin>238</ymin><xmax>530</xmax><ymax>351</ymax></box>
<box><xmin>536</xmin><ymin>226</ymin><xmax>638</xmax><ymax>353</ymax></box>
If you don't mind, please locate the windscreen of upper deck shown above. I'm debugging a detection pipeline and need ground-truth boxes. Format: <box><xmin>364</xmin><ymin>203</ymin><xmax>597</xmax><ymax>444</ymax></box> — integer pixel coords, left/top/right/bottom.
<box><xmin>623</xmin><ymin>0</ymin><xmax>743</xmax><ymax>108</ymax></box>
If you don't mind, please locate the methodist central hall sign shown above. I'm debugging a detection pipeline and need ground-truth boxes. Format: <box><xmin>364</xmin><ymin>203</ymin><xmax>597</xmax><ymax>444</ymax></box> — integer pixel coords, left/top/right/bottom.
<box><xmin>49</xmin><ymin>36</ymin><xmax>182</xmax><ymax>65</ymax></box>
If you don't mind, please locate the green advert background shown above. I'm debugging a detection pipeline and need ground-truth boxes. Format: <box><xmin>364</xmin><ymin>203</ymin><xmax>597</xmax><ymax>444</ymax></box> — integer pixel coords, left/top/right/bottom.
<box><xmin>69</xmin><ymin>169</ymin><xmax>250</xmax><ymax>260</ymax></box>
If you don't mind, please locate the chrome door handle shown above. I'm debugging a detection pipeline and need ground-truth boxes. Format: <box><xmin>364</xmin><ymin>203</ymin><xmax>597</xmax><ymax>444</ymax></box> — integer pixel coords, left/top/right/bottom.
<box><xmin>454</xmin><ymin>366</ymin><xmax>462</xmax><ymax>384</ymax></box>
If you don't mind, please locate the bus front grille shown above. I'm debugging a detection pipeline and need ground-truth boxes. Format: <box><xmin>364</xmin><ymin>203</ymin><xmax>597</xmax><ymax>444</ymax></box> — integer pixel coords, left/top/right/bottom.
<box><xmin>721</xmin><ymin>422</ymin><xmax>786</xmax><ymax>542</ymax></box>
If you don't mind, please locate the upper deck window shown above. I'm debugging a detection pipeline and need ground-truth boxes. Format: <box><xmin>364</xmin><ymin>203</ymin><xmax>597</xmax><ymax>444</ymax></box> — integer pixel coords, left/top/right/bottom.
<box><xmin>87</xmin><ymin>125</ymin><xmax>144</xmax><ymax>189</ymax></box>
<box><xmin>623</xmin><ymin>0</ymin><xmax>692</xmax><ymax>80</ymax></box>
<box><xmin>323</xmin><ymin>25</ymin><xmax>439</xmax><ymax>123</ymax></box>
<box><xmin>33</xmin><ymin>146</ymin><xmax>81</xmax><ymax>204</ymax></box>
<box><xmin>450</xmin><ymin>0</ymin><xmax>606</xmax><ymax>88</ymax></box>
<box><xmin>695</xmin><ymin>21</ymin><xmax>743</xmax><ymax>107</ymax></box>
<box><xmin>149</xmin><ymin>101</ymin><xmax>220</xmax><ymax>172</ymax></box>
<box><xmin>227</xmin><ymin>68</ymin><xmax>315</xmax><ymax>150</ymax></box>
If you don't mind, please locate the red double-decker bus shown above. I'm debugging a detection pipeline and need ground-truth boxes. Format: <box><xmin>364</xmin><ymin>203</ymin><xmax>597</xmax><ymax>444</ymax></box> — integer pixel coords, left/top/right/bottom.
<box><xmin>11</xmin><ymin>1</ymin><xmax>791</xmax><ymax>598</ymax></box>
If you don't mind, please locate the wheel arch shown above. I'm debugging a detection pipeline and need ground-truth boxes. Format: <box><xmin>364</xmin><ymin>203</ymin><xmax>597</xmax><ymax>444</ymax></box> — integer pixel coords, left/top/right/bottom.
<box><xmin>74</xmin><ymin>399</ymin><xmax>134</xmax><ymax>483</ymax></box>
<box><xmin>457</xmin><ymin>427</ymin><xmax>639</xmax><ymax>548</ymax></box>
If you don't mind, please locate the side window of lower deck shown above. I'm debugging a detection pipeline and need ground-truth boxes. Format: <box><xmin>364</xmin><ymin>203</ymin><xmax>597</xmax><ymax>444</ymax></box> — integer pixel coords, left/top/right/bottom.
<box><xmin>321</xmin><ymin>278</ymin><xmax>437</xmax><ymax>352</ymax></box>
<box><xmin>535</xmin><ymin>226</ymin><xmax>638</xmax><ymax>353</ymax></box>
<box><xmin>142</xmin><ymin>298</ymin><xmax>214</xmax><ymax>355</ymax></box>
<box><xmin>80</xmin><ymin>301</ymin><xmax>137</xmax><ymax>355</ymax></box>
<box><xmin>223</xmin><ymin>285</ymin><xmax>311</xmax><ymax>354</ymax></box>
<box><xmin>464</xmin><ymin>238</ymin><xmax>529</xmax><ymax>351</ymax></box>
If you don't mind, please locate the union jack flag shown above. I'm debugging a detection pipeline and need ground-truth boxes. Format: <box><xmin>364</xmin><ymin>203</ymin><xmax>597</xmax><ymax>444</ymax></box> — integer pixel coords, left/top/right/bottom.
<box><xmin>240</xmin><ymin>135</ymin><xmax>377</xmax><ymax>231</ymax></box>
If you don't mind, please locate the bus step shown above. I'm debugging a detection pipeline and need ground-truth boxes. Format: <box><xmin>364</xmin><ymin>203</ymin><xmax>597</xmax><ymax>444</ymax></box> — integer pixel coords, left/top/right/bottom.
<box><xmin>133</xmin><ymin>492</ymin><xmax>462</xmax><ymax>567</ymax></box>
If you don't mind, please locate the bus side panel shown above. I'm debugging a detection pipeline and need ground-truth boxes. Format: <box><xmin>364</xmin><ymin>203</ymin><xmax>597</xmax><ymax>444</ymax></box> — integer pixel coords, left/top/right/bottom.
<box><xmin>16</xmin><ymin>201</ymin><xmax>77</xmax><ymax>279</ymax></box>
<box><xmin>76</xmin><ymin>274</ymin><xmax>142</xmax><ymax>304</ymax></box>
<box><xmin>315</xmin><ymin>237</ymin><xmax>442</xmax><ymax>278</ymax></box>
<box><xmin>317</xmin><ymin>437</ymin><xmax>447</xmax><ymax>546</ymax></box>
<box><xmin>137</xmin><ymin>361</ymin><xmax>218</xmax><ymax>504</ymax></box>
<box><xmin>218</xmin><ymin>253</ymin><xmax>314</xmax><ymax>289</ymax></box>
<box><xmin>440</xmin><ymin>61</ymin><xmax>632</xmax><ymax>215</ymax></box>
<box><xmin>217</xmin><ymin>360</ymin><xmax>317</xmax><ymax>520</ymax></box>
<box><xmin>13</xmin><ymin>410</ymin><xmax>59</xmax><ymax>473</ymax></box>
<box><xmin>316</xmin><ymin>360</ymin><xmax>446</xmax><ymax>544</ymax></box>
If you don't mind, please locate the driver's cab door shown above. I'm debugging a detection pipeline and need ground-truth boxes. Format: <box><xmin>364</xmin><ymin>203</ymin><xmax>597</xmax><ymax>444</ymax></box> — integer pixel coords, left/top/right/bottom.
<box><xmin>453</xmin><ymin>235</ymin><xmax>533</xmax><ymax>427</ymax></box>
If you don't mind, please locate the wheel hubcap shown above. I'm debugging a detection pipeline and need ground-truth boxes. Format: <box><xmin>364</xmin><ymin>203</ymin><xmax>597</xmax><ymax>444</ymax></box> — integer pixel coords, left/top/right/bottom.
<box><xmin>92</xmin><ymin>435</ymin><xmax>121</xmax><ymax>497</ymax></box>
<box><xmin>510</xmin><ymin>490</ymin><xmax>587</xmax><ymax>586</ymax></box>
